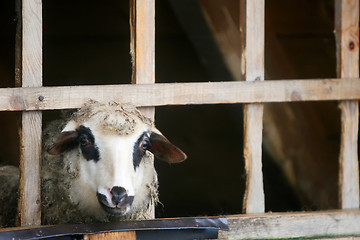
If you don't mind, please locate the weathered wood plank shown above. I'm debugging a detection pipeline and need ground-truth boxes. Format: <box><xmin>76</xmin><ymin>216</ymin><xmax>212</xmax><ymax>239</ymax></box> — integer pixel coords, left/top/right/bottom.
<box><xmin>130</xmin><ymin>0</ymin><xmax>156</xmax><ymax>219</ymax></box>
<box><xmin>243</xmin><ymin>104</ymin><xmax>264</xmax><ymax>213</ymax></box>
<box><xmin>1</xmin><ymin>211</ymin><xmax>359</xmax><ymax>239</ymax></box>
<box><xmin>17</xmin><ymin>0</ymin><xmax>43</xmax><ymax>226</ymax></box>
<box><xmin>241</xmin><ymin>0</ymin><xmax>265</xmax><ymax>214</ymax></box>
<box><xmin>130</xmin><ymin>0</ymin><xmax>155</xmax><ymax>120</ymax></box>
<box><xmin>339</xmin><ymin>101</ymin><xmax>360</xmax><ymax>209</ymax></box>
<box><xmin>335</xmin><ymin>0</ymin><xmax>360</xmax><ymax>209</ymax></box>
<box><xmin>0</xmin><ymin>79</ymin><xmax>360</xmax><ymax>111</ymax></box>
<box><xmin>242</xmin><ymin>0</ymin><xmax>265</xmax><ymax>82</ymax></box>
<box><xmin>84</xmin><ymin>231</ymin><xmax>136</xmax><ymax>240</ymax></box>
<box><xmin>130</xmin><ymin>0</ymin><xmax>155</xmax><ymax>86</ymax></box>
<box><xmin>18</xmin><ymin>113</ymin><xmax>42</xmax><ymax>226</ymax></box>
<box><xmin>219</xmin><ymin>210</ymin><xmax>360</xmax><ymax>239</ymax></box>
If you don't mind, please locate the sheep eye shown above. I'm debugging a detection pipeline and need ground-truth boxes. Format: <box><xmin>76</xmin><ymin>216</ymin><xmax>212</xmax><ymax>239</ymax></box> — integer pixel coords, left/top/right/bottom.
<box><xmin>79</xmin><ymin>135</ymin><xmax>92</xmax><ymax>148</ymax></box>
<box><xmin>140</xmin><ymin>139</ymin><xmax>150</xmax><ymax>151</ymax></box>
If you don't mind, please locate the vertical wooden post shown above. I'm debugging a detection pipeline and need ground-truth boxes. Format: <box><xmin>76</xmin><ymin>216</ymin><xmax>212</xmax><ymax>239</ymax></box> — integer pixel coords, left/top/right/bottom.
<box><xmin>130</xmin><ymin>0</ymin><xmax>156</xmax><ymax>218</ymax></box>
<box><xmin>241</xmin><ymin>0</ymin><xmax>265</xmax><ymax>214</ymax></box>
<box><xmin>17</xmin><ymin>0</ymin><xmax>43</xmax><ymax>226</ymax></box>
<box><xmin>335</xmin><ymin>0</ymin><xmax>360</xmax><ymax>210</ymax></box>
<box><xmin>130</xmin><ymin>0</ymin><xmax>156</xmax><ymax>121</ymax></box>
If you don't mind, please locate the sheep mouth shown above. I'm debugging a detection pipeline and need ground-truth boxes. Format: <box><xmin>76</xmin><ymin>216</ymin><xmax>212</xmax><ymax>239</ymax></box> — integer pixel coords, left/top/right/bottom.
<box><xmin>97</xmin><ymin>193</ymin><xmax>134</xmax><ymax>215</ymax></box>
<box><xmin>100</xmin><ymin>203</ymin><xmax>130</xmax><ymax>215</ymax></box>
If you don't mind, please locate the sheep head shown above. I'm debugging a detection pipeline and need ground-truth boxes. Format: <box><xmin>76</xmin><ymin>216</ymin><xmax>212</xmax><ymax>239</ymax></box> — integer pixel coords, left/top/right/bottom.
<box><xmin>46</xmin><ymin>101</ymin><xmax>186</xmax><ymax>217</ymax></box>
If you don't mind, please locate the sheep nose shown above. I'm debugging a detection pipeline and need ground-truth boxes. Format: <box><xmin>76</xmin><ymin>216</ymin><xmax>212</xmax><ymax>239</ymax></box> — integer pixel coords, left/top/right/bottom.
<box><xmin>110</xmin><ymin>186</ymin><xmax>127</xmax><ymax>205</ymax></box>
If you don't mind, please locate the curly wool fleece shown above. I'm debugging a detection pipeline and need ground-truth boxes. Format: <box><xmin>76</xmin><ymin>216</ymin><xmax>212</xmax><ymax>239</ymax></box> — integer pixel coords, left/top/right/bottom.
<box><xmin>41</xmin><ymin>101</ymin><xmax>159</xmax><ymax>225</ymax></box>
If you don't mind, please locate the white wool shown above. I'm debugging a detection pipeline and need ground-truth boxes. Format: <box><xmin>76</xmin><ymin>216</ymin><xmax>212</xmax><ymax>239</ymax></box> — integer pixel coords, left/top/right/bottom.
<box><xmin>41</xmin><ymin>100</ymin><xmax>159</xmax><ymax>224</ymax></box>
<box><xmin>0</xmin><ymin>101</ymin><xmax>166</xmax><ymax>226</ymax></box>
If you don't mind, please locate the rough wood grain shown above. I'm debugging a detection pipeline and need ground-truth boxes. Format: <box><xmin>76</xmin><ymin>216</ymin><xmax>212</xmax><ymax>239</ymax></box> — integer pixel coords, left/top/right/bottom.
<box><xmin>0</xmin><ymin>79</ymin><xmax>360</xmax><ymax>111</ymax></box>
<box><xmin>130</xmin><ymin>0</ymin><xmax>156</xmax><ymax>222</ymax></box>
<box><xmin>130</xmin><ymin>0</ymin><xmax>155</xmax><ymax>120</ymax></box>
<box><xmin>18</xmin><ymin>113</ymin><xmax>42</xmax><ymax>226</ymax></box>
<box><xmin>17</xmin><ymin>0</ymin><xmax>43</xmax><ymax>226</ymax></box>
<box><xmin>335</xmin><ymin>0</ymin><xmax>360</xmax><ymax>210</ymax></box>
<box><xmin>241</xmin><ymin>0</ymin><xmax>265</xmax><ymax>214</ymax></box>
<box><xmin>219</xmin><ymin>210</ymin><xmax>360</xmax><ymax>239</ymax></box>
<box><xmin>84</xmin><ymin>231</ymin><xmax>136</xmax><ymax>240</ymax></box>
<box><xmin>339</xmin><ymin>101</ymin><xmax>360</xmax><ymax>209</ymax></box>
<box><xmin>243</xmin><ymin>104</ymin><xmax>264</xmax><ymax>213</ymax></box>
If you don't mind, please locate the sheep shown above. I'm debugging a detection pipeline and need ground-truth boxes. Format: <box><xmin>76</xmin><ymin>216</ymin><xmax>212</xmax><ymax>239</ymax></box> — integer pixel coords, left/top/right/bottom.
<box><xmin>0</xmin><ymin>165</ymin><xmax>19</xmax><ymax>227</ymax></box>
<box><xmin>0</xmin><ymin>100</ymin><xmax>187</xmax><ymax>226</ymax></box>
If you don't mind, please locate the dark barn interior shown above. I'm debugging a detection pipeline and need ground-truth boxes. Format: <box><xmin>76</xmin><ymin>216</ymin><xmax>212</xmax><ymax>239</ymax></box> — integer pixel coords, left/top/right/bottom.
<box><xmin>0</xmin><ymin>0</ymin><xmax>347</xmax><ymax>219</ymax></box>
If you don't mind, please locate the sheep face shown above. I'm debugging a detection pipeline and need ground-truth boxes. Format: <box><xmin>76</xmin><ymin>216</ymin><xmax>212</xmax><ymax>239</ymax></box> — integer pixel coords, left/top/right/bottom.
<box><xmin>47</xmin><ymin>102</ymin><xmax>187</xmax><ymax>218</ymax></box>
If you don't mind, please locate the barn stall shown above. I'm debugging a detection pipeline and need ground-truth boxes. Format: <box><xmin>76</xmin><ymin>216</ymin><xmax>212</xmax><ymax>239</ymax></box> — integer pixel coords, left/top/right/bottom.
<box><xmin>0</xmin><ymin>0</ymin><xmax>359</xmax><ymax>239</ymax></box>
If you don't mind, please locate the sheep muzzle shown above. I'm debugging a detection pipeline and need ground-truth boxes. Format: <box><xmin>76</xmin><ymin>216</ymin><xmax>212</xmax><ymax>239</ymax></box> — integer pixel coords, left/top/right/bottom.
<box><xmin>96</xmin><ymin>189</ymin><xmax>134</xmax><ymax>215</ymax></box>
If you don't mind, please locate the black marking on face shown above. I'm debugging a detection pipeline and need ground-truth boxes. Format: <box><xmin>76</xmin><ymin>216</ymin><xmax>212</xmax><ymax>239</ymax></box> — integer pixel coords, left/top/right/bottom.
<box><xmin>77</xmin><ymin>125</ymin><xmax>100</xmax><ymax>162</ymax></box>
<box><xmin>133</xmin><ymin>131</ymin><xmax>150</xmax><ymax>169</ymax></box>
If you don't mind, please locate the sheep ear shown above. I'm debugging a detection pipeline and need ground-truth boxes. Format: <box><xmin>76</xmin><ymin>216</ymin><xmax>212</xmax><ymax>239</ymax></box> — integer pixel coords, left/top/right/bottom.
<box><xmin>148</xmin><ymin>132</ymin><xmax>187</xmax><ymax>163</ymax></box>
<box><xmin>47</xmin><ymin>131</ymin><xmax>79</xmax><ymax>155</ymax></box>
<box><xmin>47</xmin><ymin>120</ymin><xmax>79</xmax><ymax>155</ymax></box>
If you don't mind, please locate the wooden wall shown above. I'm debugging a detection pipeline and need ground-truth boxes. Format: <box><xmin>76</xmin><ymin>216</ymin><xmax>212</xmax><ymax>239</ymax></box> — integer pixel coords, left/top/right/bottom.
<box><xmin>0</xmin><ymin>0</ymin><xmax>358</xmax><ymax>223</ymax></box>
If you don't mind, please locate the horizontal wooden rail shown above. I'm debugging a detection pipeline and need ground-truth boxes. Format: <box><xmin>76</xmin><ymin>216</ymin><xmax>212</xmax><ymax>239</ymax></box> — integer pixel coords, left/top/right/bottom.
<box><xmin>0</xmin><ymin>78</ymin><xmax>359</xmax><ymax>111</ymax></box>
<box><xmin>1</xmin><ymin>210</ymin><xmax>359</xmax><ymax>239</ymax></box>
<box><xmin>220</xmin><ymin>210</ymin><xmax>360</xmax><ymax>239</ymax></box>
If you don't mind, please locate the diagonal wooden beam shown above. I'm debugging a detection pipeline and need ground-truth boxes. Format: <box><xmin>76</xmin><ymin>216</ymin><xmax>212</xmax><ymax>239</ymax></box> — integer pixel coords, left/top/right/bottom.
<box><xmin>168</xmin><ymin>0</ymin><xmax>234</xmax><ymax>81</ymax></box>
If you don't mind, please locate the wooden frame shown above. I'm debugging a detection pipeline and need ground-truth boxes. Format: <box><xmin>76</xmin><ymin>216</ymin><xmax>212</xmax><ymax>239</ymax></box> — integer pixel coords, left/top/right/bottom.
<box><xmin>241</xmin><ymin>0</ymin><xmax>265</xmax><ymax>214</ymax></box>
<box><xmin>17</xmin><ymin>0</ymin><xmax>43</xmax><ymax>226</ymax></box>
<box><xmin>335</xmin><ymin>0</ymin><xmax>360</xmax><ymax>210</ymax></box>
<box><xmin>220</xmin><ymin>210</ymin><xmax>360</xmax><ymax>239</ymax></box>
<box><xmin>1</xmin><ymin>79</ymin><xmax>360</xmax><ymax>111</ymax></box>
<box><xmin>1</xmin><ymin>0</ymin><xmax>359</xmax><ymax>239</ymax></box>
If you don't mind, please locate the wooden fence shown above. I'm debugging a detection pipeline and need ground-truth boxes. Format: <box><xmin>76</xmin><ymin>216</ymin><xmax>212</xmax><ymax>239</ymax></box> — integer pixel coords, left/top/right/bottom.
<box><xmin>1</xmin><ymin>0</ymin><xmax>360</xmax><ymax>239</ymax></box>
